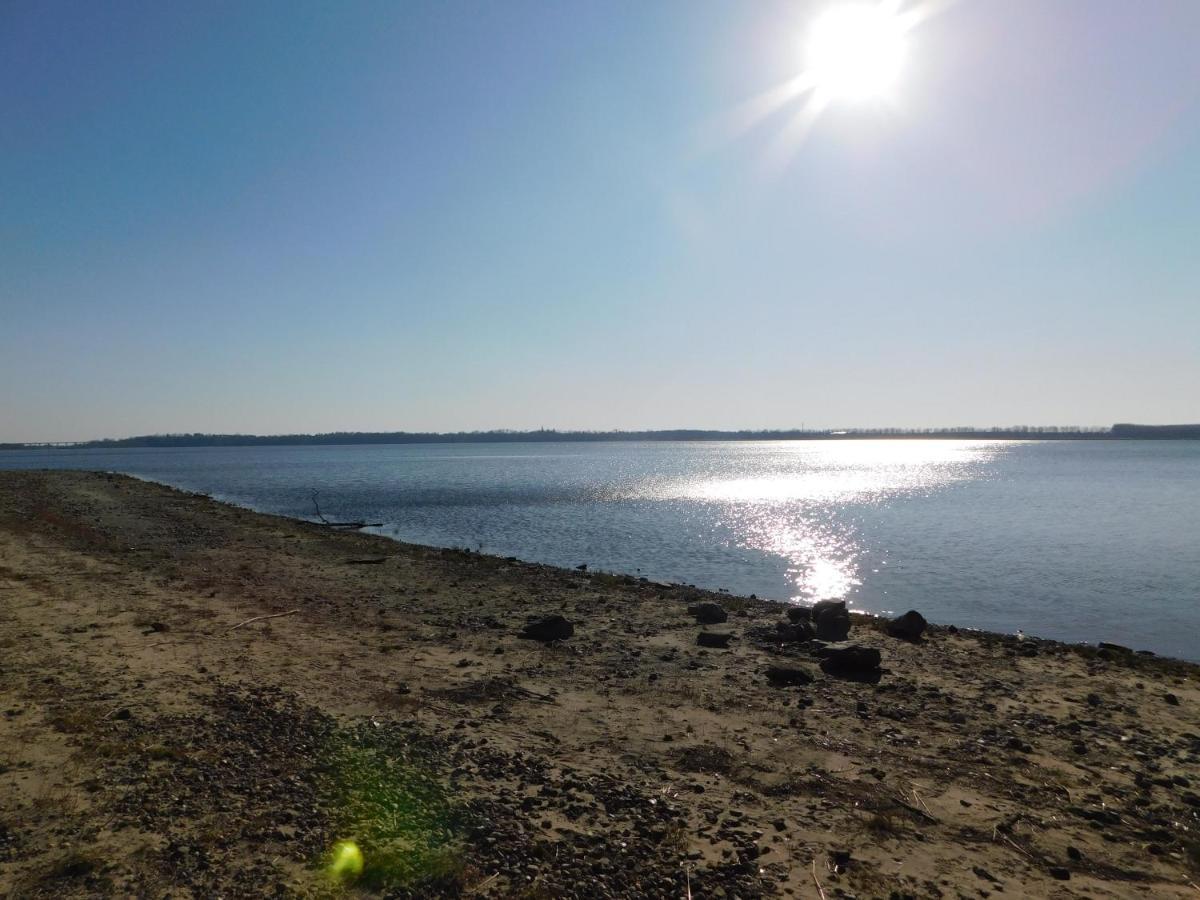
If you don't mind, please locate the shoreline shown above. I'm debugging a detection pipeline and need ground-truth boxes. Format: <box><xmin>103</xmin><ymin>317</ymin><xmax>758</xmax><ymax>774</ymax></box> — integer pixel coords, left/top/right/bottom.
<box><xmin>14</xmin><ymin>465</ymin><xmax>1193</xmax><ymax>665</ymax></box>
<box><xmin>1</xmin><ymin>470</ymin><xmax>1198</xmax><ymax>897</ymax></box>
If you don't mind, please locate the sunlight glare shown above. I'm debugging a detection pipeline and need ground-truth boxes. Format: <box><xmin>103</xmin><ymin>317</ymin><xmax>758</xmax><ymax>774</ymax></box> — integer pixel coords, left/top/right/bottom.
<box><xmin>805</xmin><ymin>3</ymin><xmax>909</xmax><ymax>102</ymax></box>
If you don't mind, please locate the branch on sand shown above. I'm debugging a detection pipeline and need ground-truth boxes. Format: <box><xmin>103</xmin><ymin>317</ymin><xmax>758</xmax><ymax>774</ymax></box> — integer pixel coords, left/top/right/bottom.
<box><xmin>227</xmin><ymin>609</ymin><xmax>300</xmax><ymax>632</ymax></box>
<box><xmin>310</xmin><ymin>491</ymin><xmax>382</xmax><ymax>529</ymax></box>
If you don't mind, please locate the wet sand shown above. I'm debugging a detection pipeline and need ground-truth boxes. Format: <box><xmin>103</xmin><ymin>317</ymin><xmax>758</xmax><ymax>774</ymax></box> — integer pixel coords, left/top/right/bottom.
<box><xmin>0</xmin><ymin>470</ymin><xmax>1197</xmax><ymax>898</ymax></box>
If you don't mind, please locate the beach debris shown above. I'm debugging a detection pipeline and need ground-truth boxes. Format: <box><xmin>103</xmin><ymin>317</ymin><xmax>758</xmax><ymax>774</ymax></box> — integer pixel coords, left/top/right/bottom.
<box><xmin>309</xmin><ymin>491</ymin><xmax>382</xmax><ymax>529</ymax></box>
<box><xmin>812</xmin><ymin>600</ymin><xmax>851</xmax><ymax>641</ymax></box>
<box><xmin>696</xmin><ymin>631</ymin><xmax>734</xmax><ymax>649</ymax></box>
<box><xmin>345</xmin><ymin>557</ymin><xmax>388</xmax><ymax>565</ymax></box>
<box><xmin>519</xmin><ymin>615</ymin><xmax>573</xmax><ymax>642</ymax></box>
<box><xmin>817</xmin><ymin>643</ymin><xmax>882</xmax><ymax>678</ymax></box>
<box><xmin>765</xmin><ymin>666</ymin><xmax>814</xmax><ymax>687</ymax></box>
<box><xmin>829</xmin><ymin>848</ymin><xmax>852</xmax><ymax>874</ymax></box>
<box><xmin>786</xmin><ymin>606</ymin><xmax>812</xmax><ymax>624</ymax></box>
<box><xmin>886</xmin><ymin>609</ymin><xmax>928</xmax><ymax>642</ymax></box>
<box><xmin>228</xmin><ymin>609</ymin><xmax>300</xmax><ymax>632</ymax></box>
<box><xmin>687</xmin><ymin>602</ymin><xmax>727</xmax><ymax>625</ymax></box>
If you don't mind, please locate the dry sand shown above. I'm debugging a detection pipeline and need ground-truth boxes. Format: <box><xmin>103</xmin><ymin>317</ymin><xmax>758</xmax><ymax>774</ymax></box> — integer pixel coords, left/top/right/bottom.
<box><xmin>0</xmin><ymin>470</ymin><xmax>1197</xmax><ymax>898</ymax></box>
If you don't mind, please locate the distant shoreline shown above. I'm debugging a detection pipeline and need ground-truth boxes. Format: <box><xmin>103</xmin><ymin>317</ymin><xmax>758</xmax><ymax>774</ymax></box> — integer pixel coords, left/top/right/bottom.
<box><xmin>4</xmin><ymin>422</ymin><xmax>1199</xmax><ymax>449</ymax></box>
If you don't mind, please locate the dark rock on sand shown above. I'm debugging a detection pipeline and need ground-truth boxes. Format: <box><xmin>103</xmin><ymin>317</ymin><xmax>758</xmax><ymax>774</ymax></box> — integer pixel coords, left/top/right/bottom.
<box><xmin>775</xmin><ymin>621</ymin><xmax>815</xmax><ymax>644</ymax></box>
<box><xmin>785</xmin><ymin>606</ymin><xmax>811</xmax><ymax>624</ymax></box>
<box><xmin>811</xmin><ymin>600</ymin><xmax>850</xmax><ymax>641</ymax></box>
<box><xmin>1099</xmin><ymin>641</ymin><xmax>1131</xmax><ymax>654</ymax></box>
<box><xmin>817</xmin><ymin>643</ymin><xmax>882</xmax><ymax>679</ymax></box>
<box><xmin>765</xmin><ymin>666</ymin><xmax>814</xmax><ymax>687</ymax></box>
<box><xmin>520</xmin><ymin>615</ymin><xmax>574</xmax><ymax>642</ymax></box>
<box><xmin>697</xmin><ymin>632</ymin><xmax>734</xmax><ymax>649</ymax></box>
<box><xmin>886</xmin><ymin>610</ymin><xmax>927</xmax><ymax>641</ymax></box>
<box><xmin>688</xmin><ymin>602</ymin><xmax>728</xmax><ymax>625</ymax></box>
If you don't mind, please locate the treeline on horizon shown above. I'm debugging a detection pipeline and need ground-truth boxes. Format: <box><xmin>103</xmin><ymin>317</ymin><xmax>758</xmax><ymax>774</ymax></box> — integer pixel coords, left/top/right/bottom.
<box><xmin>5</xmin><ymin>423</ymin><xmax>1199</xmax><ymax>449</ymax></box>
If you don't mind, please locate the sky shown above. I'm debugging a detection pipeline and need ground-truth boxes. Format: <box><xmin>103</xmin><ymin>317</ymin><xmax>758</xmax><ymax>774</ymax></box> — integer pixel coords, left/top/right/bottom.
<box><xmin>3</xmin><ymin>0</ymin><xmax>1199</xmax><ymax>442</ymax></box>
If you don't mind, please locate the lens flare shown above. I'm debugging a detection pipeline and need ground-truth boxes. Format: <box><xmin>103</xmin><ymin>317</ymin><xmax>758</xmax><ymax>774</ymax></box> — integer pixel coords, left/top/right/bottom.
<box><xmin>327</xmin><ymin>840</ymin><xmax>364</xmax><ymax>880</ymax></box>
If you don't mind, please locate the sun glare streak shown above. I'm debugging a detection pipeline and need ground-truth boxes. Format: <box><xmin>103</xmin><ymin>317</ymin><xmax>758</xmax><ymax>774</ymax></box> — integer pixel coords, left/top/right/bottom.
<box><xmin>706</xmin><ymin>0</ymin><xmax>952</xmax><ymax>174</ymax></box>
<box><xmin>760</xmin><ymin>90</ymin><xmax>830</xmax><ymax>176</ymax></box>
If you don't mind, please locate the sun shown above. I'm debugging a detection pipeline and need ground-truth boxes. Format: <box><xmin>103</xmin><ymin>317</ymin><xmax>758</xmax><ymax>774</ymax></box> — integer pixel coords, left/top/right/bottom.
<box><xmin>805</xmin><ymin>3</ymin><xmax>909</xmax><ymax>102</ymax></box>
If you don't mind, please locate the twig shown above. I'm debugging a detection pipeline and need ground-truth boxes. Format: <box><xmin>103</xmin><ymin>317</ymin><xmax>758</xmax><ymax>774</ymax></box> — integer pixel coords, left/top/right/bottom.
<box><xmin>310</xmin><ymin>491</ymin><xmax>381</xmax><ymax>529</ymax></box>
<box><xmin>311</xmin><ymin>491</ymin><xmax>330</xmax><ymax>525</ymax></box>
<box><xmin>811</xmin><ymin>859</ymin><xmax>827</xmax><ymax>900</ymax></box>
<box><xmin>467</xmin><ymin>872</ymin><xmax>500</xmax><ymax>895</ymax></box>
<box><xmin>911</xmin><ymin>787</ymin><xmax>935</xmax><ymax>819</ymax></box>
<box><xmin>228</xmin><ymin>609</ymin><xmax>299</xmax><ymax>631</ymax></box>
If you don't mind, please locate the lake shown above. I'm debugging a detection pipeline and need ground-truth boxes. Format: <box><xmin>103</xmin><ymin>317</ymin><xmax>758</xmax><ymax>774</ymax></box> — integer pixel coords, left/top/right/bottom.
<box><xmin>3</xmin><ymin>440</ymin><xmax>1197</xmax><ymax>660</ymax></box>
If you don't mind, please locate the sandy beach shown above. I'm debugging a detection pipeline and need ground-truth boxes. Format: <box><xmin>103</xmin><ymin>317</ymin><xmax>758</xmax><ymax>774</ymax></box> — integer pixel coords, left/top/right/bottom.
<box><xmin>1</xmin><ymin>469</ymin><xmax>1197</xmax><ymax>898</ymax></box>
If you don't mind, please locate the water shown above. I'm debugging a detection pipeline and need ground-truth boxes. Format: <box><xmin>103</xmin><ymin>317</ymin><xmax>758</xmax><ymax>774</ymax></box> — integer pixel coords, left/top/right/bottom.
<box><xmin>3</xmin><ymin>440</ymin><xmax>1197</xmax><ymax>660</ymax></box>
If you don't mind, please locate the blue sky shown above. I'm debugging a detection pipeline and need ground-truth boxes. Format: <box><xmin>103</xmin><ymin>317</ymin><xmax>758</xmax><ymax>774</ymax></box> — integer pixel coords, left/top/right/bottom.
<box><xmin>3</xmin><ymin>0</ymin><xmax>1199</xmax><ymax>441</ymax></box>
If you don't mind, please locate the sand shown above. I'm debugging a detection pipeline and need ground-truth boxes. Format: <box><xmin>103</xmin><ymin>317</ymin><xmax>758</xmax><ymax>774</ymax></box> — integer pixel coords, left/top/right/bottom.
<box><xmin>0</xmin><ymin>470</ymin><xmax>1197</xmax><ymax>898</ymax></box>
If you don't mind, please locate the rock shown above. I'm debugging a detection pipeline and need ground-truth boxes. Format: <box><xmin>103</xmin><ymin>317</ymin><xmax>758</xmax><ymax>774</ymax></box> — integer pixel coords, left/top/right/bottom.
<box><xmin>519</xmin><ymin>615</ymin><xmax>573</xmax><ymax>642</ymax></box>
<box><xmin>811</xmin><ymin>600</ymin><xmax>850</xmax><ymax>641</ymax></box>
<box><xmin>972</xmin><ymin>865</ymin><xmax>999</xmax><ymax>883</ymax></box>
<box><xmin>1164</xmin><ymin>693</ymin><xmax>1180</xmax><ymax>706</ymax></box>
<box><xmin>828</xmin><ymin>849</ymin><xmax>851</xmax><ymax>873</ymax></box>
<box><xmin>775</xmin><ymin>621</ymin><xmax>814</xmax><ymax>644</ymax></box>
<box><xmin>885</xmin><ymin>610</ymin><xmax>927</xmax><ymax>641</ymax></box>
<box><xmin>1098</xmin><ymin>641</ymin><xmax>1131</xmax><ymax>653</ymax></box>
<box><xmin>575</xmin><ymin>563</ymin><xmax>588</xmax><ymax>571</ymax></box>
<box><xmin>1049</xmin><ymin>866</ymin><xmax>1071</xmax><ymax>880</ymax></box>
<box><xmin>688</xmin><ymin>602</ymin><xmax>728</xmax><ymax>625</ymax></box>
<box><xmin>817</xmin><ymin>643</ymin><xmax>882</xmax><ymax>678</ymax></box>
<box><xmin>1066</xmin><ymin>846</ymin><xmax>1082</xmax><ymax>861</ymax></box>
<box><xmin>785</xmin><ymin>606</ymin><xmax>811</xmax><ymax>624</ymax></box>
<box><xmin>765</xmin><ymin>666</ymin><xmax>814</xmax><ymax>687</ymax></box>
<box><xmin>697</xmin><ymin>632</ymin><xmax>734</xmax><ymax>649</ymax></box>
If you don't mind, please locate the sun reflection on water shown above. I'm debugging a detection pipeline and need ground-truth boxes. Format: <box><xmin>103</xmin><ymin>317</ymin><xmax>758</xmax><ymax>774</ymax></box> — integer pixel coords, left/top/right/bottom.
<box><xmin>633</xmin><ymin>441</ymin><xmax>1002</xmax><ymax>607</ymax></box>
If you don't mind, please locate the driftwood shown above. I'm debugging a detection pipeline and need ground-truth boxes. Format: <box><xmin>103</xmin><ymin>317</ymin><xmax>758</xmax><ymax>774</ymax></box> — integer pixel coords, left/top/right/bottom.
<box><xmin>310</xmin><ymin>492</ymin><xmax>382</xmax><ymax>529</ymax></box>
<box><xmin>228</xmin><ymin>609</ymin><xmax>299</xmax><ymax>631</ymax></box>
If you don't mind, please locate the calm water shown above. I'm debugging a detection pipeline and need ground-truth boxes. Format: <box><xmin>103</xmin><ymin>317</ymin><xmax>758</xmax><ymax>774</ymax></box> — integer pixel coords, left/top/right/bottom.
<box><xmin>3</xmin><ymin>440</ymin><xmax>1198</xmax><ymax>660</ymax></box>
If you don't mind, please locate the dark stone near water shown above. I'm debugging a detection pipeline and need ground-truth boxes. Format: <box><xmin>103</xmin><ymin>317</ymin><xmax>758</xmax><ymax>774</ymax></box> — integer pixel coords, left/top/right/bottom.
<box><xmin>575</xmin><ymin>563</ymin><xmax>588</xmax><ymax>571</ymax></box>
<box><xmin>886</xmin><ymin>610</ymin><xmax>927</xmax><ymax>642</ymax></box>
<box><xmin>817</xmin><ymin>643</ymin><xmax>882</xmax><ymax>680</ymax></box>
<box><xmin>688</xmin><ymin>602</ymin><xmax>728</xmax><ymax>625</ymax></box>
<box><xmin>775</xmin><ymin>621</ymin><xmax>814</xmax><ymax>644</ymax></box>
<box><xmin>811</xmin><ymin>600</ymin><xmax>850</xmax><ymax>641</ymax></box>
<box><xmin>785</xmin><ymin>606</ymin><xmax>811</xmax><ymax>624</ymax></box>
<box><xmin>697</xmin><ymin>632</ymin><xmax>734</xmax><ymax>649</ymax></box>
<box><xmin>520</xmin><ymin>615</ymin><xmax>574</xmax><ymax>642</ymax></box>
<box><xmin>765</xmin><ymin>666</ymin><xmax>814</xmax><ymax>687</ymax></box>
<box><xmin>1098</xmin><ymin>641</ymin><xmax>1131</xmax><ymax>653</ymax></box>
